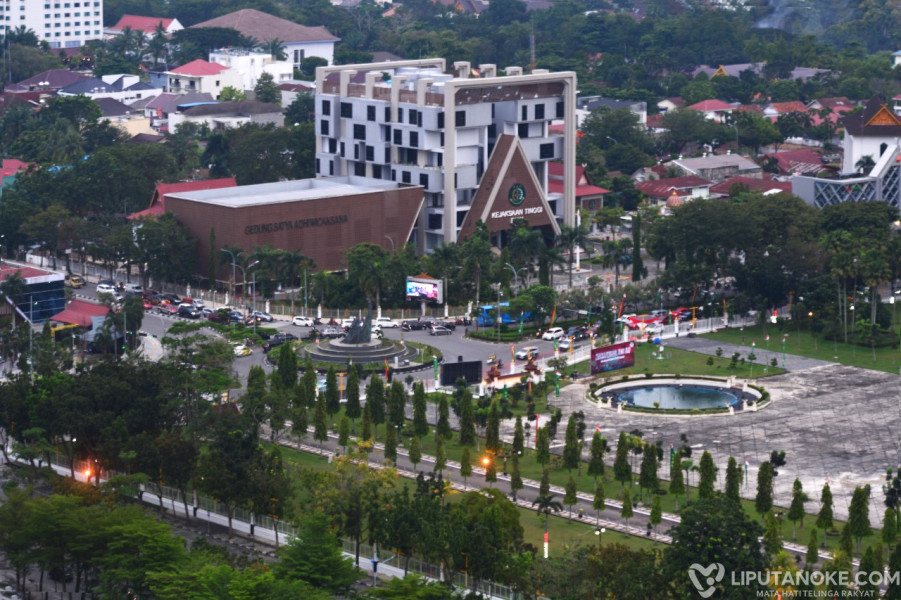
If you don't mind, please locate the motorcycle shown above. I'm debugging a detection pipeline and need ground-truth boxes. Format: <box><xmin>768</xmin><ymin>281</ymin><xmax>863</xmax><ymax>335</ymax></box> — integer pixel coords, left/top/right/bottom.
<box><xmin>313</xmin><ymin>317</ymin><xmax>322</xmax><ymax>325</ymax></box>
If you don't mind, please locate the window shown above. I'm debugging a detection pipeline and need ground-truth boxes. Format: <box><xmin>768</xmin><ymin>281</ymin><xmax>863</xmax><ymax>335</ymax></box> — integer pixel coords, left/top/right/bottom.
<box><xmin>540</xmin><ymin>143</ymin><xmax>554</xmax><ymax>159</ymax></box>
<box><xmin>419</xmin><ymin>173</ymin><xmax>428</xmax><ymax>187</ymax></box>
<box><xmin>353</xmin><ymin>124</ymin><xmax>366</xmax><ymax>140</ymax></box>
<box><xmin>385</xmin><ymin>107</ymin><xmax>390</xmax><ymax>122</ymax></box>
<box><xmin>409</xmin><ymin>131</ymin><xmax>419</xmax><ymax>148</ymax></box>
<box><xmin>385</xmin><ymin>148</ymin><xmax>391</xmax><ymax>163</ymax></box>
<box><xmin>455</xmin><ymin>110</ymin><xmax>465</xmax><ymax>127</ymax></box>
<box><xmin>328</xmin><ymin>138</ymin><xmax>337</xmax><ymax>153</ymax></box>
<box><xmin>402</xmin><ymin>171</ymin><xmax>411</xmax><ymax>184</ymax></box>
<box><xmin>373</xmin><ymin>165</ymin><xmax>382</xmax><ymax>179</ymax></box>
<box><xmin>365</xmin><ymin>146</ymin><xmax>374</xmax><ymax>161</ymax></box>
<box><xmin>340</xmin><ymin>102</ymin><xmax>352</xmax><ymax>118</ymax></box>
<box><xmin>316</xmin><ymin>158</ymin><xmax>320</xmax><ymax>172</ymax></box>
<box><xmin>457</xmin><ymin>212</ymin><xmax>466</xmax><ymax>227</ymax></box>
<box><xmin>398</xmin><ymin>108</ymin><xmax>404</xmax><ymax>122</ymax></box>
<box><xmin>535</xmin><ymin>103</ymin><xmax>545</xmax><ymax>119</ymax></box>
<box><xmin>440</xmin><ymin>133</ymin><xmax>444</xmax><ymax>147</ymax></box>
<box><xmin>321</xmin><ymin>100</ymin><xmax>331</xmax><ymax>115</ymax></box>
<box><xmin>522</xmin><ymin>105</ymin><xmax>528</xmax><ymax>120</ymax></box>
<box><xmin>408</xmin><ymin>109</ymin><xmax>417</xmax><ymax>124</ymax></box>
<box><xmin>329</xmin><ymin>160</ymin><xmax>334</xmax><ymax>175</ymax></box>
<box><xmin>340</xmin><ymin>142</ymin><xmax>345</xmax><ymax>157</ymax></box>
<box><xmin>354</xmin><ymin>162</ymin><xmax>366</xmax><ymax>176</ymax></box>
<box><xmin>487</xmin><ymin>124</ymin><xmax>496</xmax><ymax>138</ymax></box>
<box><xmin>437</xmin><ymin>112</ymin><xmax>444</xmax><ymax>129</ymax></box>
<box><xmin>391</xmin><ymin>169</ymin><xmax>396</xmax><ymax>181</ymax></box>
<box><xmin>518</xmin><ymin>123</ymin><xmax>529</xmax><ymax>138</ymax></box>
<box><xmin>367</xmin><ymin>105</ymin><xmax>375</xmax><ymax>121</ymax></box>
<box><xmin>556</xmin><ymin>101</ymin><xmax>564</xmax><ymax>118</ymax></box>
<box><xmin>393</xmin><ymin>129</ymin><xmax>401</xmax><ymax>145</ymax></box>
<box><xmin>354</xmin><ymin>145</ymin><xmax>359</xmax><ymax>159</ymax></box>
<box><xmin>428</xmin><ymin>214</ymin><xmax>442</xmax><ymax>229</ymax></box>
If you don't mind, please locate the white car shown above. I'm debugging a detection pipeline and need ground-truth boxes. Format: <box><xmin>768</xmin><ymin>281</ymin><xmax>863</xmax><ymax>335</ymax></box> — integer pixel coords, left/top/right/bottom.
<box><xmin>558</xmin><ymin>337</ymin><xmax>575</xmax><ymax>352</ymax></box>
<box><xmin>96</xmin><ymin>283</ymin><xmax>117</xmax><ymax>295</ymax></box>
<box><xmin>515</xmin><ymin>346</ymin><xmax>539</xmax><ymax>360</ymax></box>
<box><xmin>375</xmin><ymin>317</ymin><xmax>399</xmax><ymax>328</ymax></box>
<box><xmin>341</xmin><ymin>317</ymin><xmax>356</xmax><ymax>329</ymax></box>
<box><xmin>541</xmin><ymin>327</ymin><xmax>565</xmax><ymax>341</ymax></box>
<box><xmin>292</xmin><ymin>315</ymin><xmax>314</xmax><ymax>327</ymax></box>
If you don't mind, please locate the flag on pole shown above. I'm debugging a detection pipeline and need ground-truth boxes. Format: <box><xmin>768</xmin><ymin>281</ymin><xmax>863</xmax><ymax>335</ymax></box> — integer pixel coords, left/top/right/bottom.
<box><xmin>617</xmin><ymin>293</ymin><xmax>627</xmax><ymax>317</ymax></box>
<box><xmin>669</xmin><ymin>443</ymin><xmax>675</xmax><ymax>467</ymax></box>
<box><xmin>586</xmin><ymin>305</ymin><xmax>592</xmax><ymax>326</ymax></box>
<box><xmin>596</xmin><ymin>425</ymin><xmax>601</xmax><ymax>434</ymax></box>
<box><xmin>518</xmin><ymin>311</ymin><xmax>525</xmax><ymax>335</ymax></box>
<box><xmin>555</xmin><ymin>371</ymin><xmax>560</xmax><ymax>397</ymax></box>
<box><xmin>549</xmin><ymin>304</ymin><xmax>557</xmax><ymax>327</ymax></box>
<box><xmin>383</xmin><ymin>359</ymin><xmax>389</xmax><ymax>379</ymax></box>
<box><xmin>510</xmin><ymin>343</ymin><xmax>515</xmax><ymax>362</ymax></box>
<box><xmin>432</xmin><ymin>355</ymin><xmax>439</xmax><ymax>379</ymax></box>
<box><xmin>744</xmin><ymin>459</ymin><xmax>749</xmax><ymax>486</ymax></box>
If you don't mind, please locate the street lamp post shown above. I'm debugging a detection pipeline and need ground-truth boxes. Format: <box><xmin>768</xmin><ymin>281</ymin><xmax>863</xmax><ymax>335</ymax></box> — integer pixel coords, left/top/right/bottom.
<box><xmin>504</xmin><ymin>262</ymin><xmax>527</xmax><ymax>293</ymax></box>
<box><xmin>497</xmin><ymin>288</ymin><xmax>503</xmax><ymax>343</ymax></box>
<box><xmin>219</xmin><ymin>248</ymin><xmax>241</xmax><ymax>303</ymax></box>
<box><xmin>248</xmin><ymin>260</ymin><xmax>260</xmax><ymax>334</ymax></box>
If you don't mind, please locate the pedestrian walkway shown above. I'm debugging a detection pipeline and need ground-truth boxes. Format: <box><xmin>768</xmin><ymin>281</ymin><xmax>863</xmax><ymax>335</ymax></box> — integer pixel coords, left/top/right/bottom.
<box><xmin>663</xmin><ymin>336</ymin><xmax>836</xmax><ymax>371</ymax></box>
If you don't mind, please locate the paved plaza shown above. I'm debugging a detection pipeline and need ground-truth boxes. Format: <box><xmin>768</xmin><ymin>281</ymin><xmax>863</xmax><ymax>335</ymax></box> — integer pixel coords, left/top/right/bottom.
<box><xmin>533</xmin><ymin>338</ymin><xmax>901</xmax><ymax>523</ymax></box>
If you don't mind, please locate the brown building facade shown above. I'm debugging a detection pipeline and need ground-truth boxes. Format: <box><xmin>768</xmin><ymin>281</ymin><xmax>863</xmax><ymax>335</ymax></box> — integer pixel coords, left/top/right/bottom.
<box><xmin>164</xmin><ymin>176</ymin><xmax>424</xmax><ymax>277</ymax></box>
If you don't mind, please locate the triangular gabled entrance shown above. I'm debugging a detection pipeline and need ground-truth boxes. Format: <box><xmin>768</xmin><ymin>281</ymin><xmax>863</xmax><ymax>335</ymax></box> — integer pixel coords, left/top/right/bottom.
<box><xmin>866</xmin><ymin>105</ymin><xmax>901</xmax><ymax>127</ymax></box>
<box><xmin>458</xmin><ymin>134</ymin><xmax>560</xmax><ymax>240</ymax></box>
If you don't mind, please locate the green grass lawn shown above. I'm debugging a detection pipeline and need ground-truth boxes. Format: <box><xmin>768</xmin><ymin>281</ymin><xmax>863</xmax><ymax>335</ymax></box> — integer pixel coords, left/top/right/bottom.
<box><xmin>702</xmin><ymin>322</ymin><xmax>901</xmax><ymax>374</ymax></box>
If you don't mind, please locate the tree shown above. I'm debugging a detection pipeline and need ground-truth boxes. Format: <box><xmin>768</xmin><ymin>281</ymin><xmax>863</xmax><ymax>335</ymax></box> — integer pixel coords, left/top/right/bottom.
<box><xmin>253</xmin><ymin>72</ymin><xmax>281</xmax><ymax>105</ymax></box>
<box><xmin>535</xmin><ymin>425</ymin><xmax>551</xmax><ymax>467</ymax></box>
<box><xmin>218</xmin><ymin>86</ymin><xmax>246</xmax><ymax>102</ymax></box>
<box><xmin>532</xmin><ymin>493</ymin><xmax>563</xmax><ymax>548</ymax></box>
<box><xmin>408</xmin><ymin>436</ymin><xmax>421</xmax><ymax>471</ymax></box>
<box><xmin>817</xmin><ymin>483</ymin><xmax>834</xmax><ymax>535</ymax></box>
<box><xmin>539</xmin><ymin>467</ymin><xmax>551</xmax><ymax>497</ymax></box>
<box><xmin>411</xmin><ymin>382</ymin><xmax>428</xmax><ymax>439</ymax></box>
<box><xmin>724</xmin><ymin>456</ymin><xmax>741</xmax><ymax>502</ymax></box>
<box><xmin>510</xmin><ymin>455</ymin><xmax>523</xmax><ymax>502</ymax></box>
<box><xmin>460</xmin><ymin>448</ymin><xmax>472</xmax><ymax>487</ymax></box>
<box><xmin>650</xmin><ymin>494</ymin><xmax>662</xmax><ymax>533</ymax></box>
<box><xmin>436</xmin><ymin>395</ymin><xmax>452</xmax><ymax>440</ymax></box>
<box><xmin>805</xmin><ymin>529</ymin><xmax>819</xmax><ymax>567</ymax></box>
<box><xmin>366</xmin><ymin>376</ymin><xmax>386</xmax><ymax>439</ymax></box>
<box><xmin>275</xmin><ymin>512</ymin><xmax>359</xmax><ymax>594</ymax></box>
<box><xmin>384</xmin><ymin>422</ymin><xmax>397</xmax><ymax>465</ymax></box>
<box><xmin>562</xmin><ymin>414</ymin><xmax>580</xmax><ymax>472</ymax></box>
<box><xmin>587</xmin><ymin>431</ymin><xmax>606</xmax><ymax>482</ymax></box>
<box><xmin>434</xmin><ymin>436</ymin><xmax>446</xmax><ymax>474</ymax></box>
<box><xmin>458</xmin><ymin>390</ymin><xmax>476</xmax><ymax>446</ymax></box>
<box><xmin>755</xmin><ymin>462</ymin><xmax>774</xmax><ymax>516</ymax></box>
<box><xmin>787</xmin><ymin>478</ymin><xmax>808</xmax><ymax>541</ymax></box>
<box><xmin>387</xmin><ymin>381</ymin><xmax>406</xmax><ymax>430</ymax></box>
<box><xmin>884</xmin><ymin>507</ymin><xmax>899</xmax><ymax>547</ymax></box>
<box><xmin>345</xmin><ymin>366</ymin><xmax>361</xmax><ymax>430</ymax></box>
<box><xmin>485</xmin><ymin>400</ymin><xmax>501</xmax><ymax>454</ymax></box>
<box><xmin>848</xmin><ymin>485</ymin><xmax>871</xmax><ymax>553</ymax></box>
<box><xmin>512</xmin><ymin>416</ymin><xmax>525</xmax><ymax>457</ymax></box>
<box><xmin>313</xmin><ymin>397</ymin><xmax>328</xmax><ymax>451</ymax></box>
<box><xmin>564</xmin><ymin>476</ymin><xmax>578</xmax><ymax>520</ymax></box>
<box><xmin>698</xmin><ymin>451</ymin><xmax>716</xmax><ymax>499</ymax></box>
<box><xmin>613</xmin><ymin>431</ymin><xmax>632</xmax><ymax>486</ymax></box>
<box><xmin>669</xmin><ymin>450</ymin><xmax>685</xmax><ymax>510</ymax></box>
<box><xmin>763</xmin><ymin>510</ymin><xmax>783</xmax><ymax>555</ymax></box>
<box><xmin>338</xmin><ymin>416</ymin><xmax>350</xmax><ymax>454</ymax></box>
<box><xmin>638</xmin><ymin>443</ymin><xmax>658</xmax><ymax>503</ymax></box>
<box><xmin>593</xmin><ymin>483</ymin><xmax>606</xmax><ymax>526</ymax></box>
<box><xmin>886</xmin><ymin>542</ymin><xmax>901</xmax><ymax>599</ymax></box>
<box><xmin>484</xmin><ymin>455</ymin><xmax>497</xmax><ymax>486</ymax></box>
<box><xmin>620</xmin><ymin>490</ymin><xmax>634</xmax><ymax>527</ymax></box>
<box><xmin>360</xmin><ymin>402</ymin><xmax>373</xmax><ymax>443</ymax></box>
<box><xmin>663</xmin><ymin>497</ymin><xmax>768</xmax><ymax>599</ymax></box>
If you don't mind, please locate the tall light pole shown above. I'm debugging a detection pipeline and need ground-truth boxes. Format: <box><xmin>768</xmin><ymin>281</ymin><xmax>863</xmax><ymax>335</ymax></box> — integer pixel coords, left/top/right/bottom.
<box><xmin>220</xmin><ymin>248</ymin><xmax>242</xmax><ymax>303</ymax></box>
<box><xmin>248</xmin><ymin>260</ymin><xmax>260</xmax><ymax>334</ymax></box>
<box><xmin>505</xmin><ymin>262</ymin><xmax>527</xmax><ymax>293</ymax></box>
<box><xmin>497</xmin><ymin>288</ymin><xmax>503</xmax><ymax>343</ymax></box>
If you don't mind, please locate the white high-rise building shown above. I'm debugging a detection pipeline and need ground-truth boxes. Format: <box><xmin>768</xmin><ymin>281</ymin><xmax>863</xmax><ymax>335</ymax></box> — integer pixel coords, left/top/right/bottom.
<box><xmin>314</xmin><ymin>59</ymin><xmax>577</xmax><ymax>252</ymax></box>
<box><xmin>0</xmin><ymin>0</ymin><xmax>104</xmax><ymax>49</ymax></box>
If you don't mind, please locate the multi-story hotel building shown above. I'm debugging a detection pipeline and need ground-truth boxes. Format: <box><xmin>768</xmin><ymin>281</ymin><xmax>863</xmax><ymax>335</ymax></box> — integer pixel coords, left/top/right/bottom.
<box><xmin>0</xmin><ymin>0</ymin><xmax>103</xmax><ymax>49</ymax></box>
<box><xmin>313</xmin><ymin>59</ymin><xmax>577</xmax><ymax>252</ymax></box>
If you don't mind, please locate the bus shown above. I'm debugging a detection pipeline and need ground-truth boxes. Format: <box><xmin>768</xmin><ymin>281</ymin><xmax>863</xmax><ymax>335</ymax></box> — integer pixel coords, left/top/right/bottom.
<box><xmin>475</xmin><ymin>303</ymin><xmax>532</xmax><ymax>326</ymax></box>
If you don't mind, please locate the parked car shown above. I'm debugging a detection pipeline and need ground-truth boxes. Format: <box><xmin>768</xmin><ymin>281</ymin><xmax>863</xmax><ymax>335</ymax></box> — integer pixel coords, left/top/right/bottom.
<box><xmin>292</xmin><ymin>315</ymin><xmax>315</xmax><ymax>327</ymax></box>
<box><xmin>375</xmin><ymin>317</ymin><xmax>399</xmax><ymax>328</ymax></box>
<box><xmin>142</xmin><ymin>298</ymin><xmax>152</xmax><ymax>311</ymax></box>
<box><xmin>402</xmin><ymin>320</ymin><xmax>426</xmax><ymax>331</ymax></box>
<box><xmin>566</xmin><ymin>325</ymin><xmax>589</xmax><ymax>340</ymax></box>
<box><xmin>437</xmin><ymin>320</ymin><xmax>456</xmax><ymax>331</ymax></box>
<box><xmin>157</xmin><ymin>304</ymin><xmax>179</xmax><ymax>316</ymax></box>
<box><xmin>65</xmin><ymin>275</ymin><xmax>86</xmax><ymax>288</ymax></box>
<box><xmin>558</xmin><ymin>337</ymin><xmax>576</xmax><ymax>352</ymax></box>
<box><xmin>96</xmin><ymin>282</ymin><xmax>116</xmax><ymax>295</ymax></box>
<box><xmin>233</xmin><ymin>344</ymin><xmax>251</xmax><ymax>357</ymax></box>
<box><xmin>123</xmin><ymin>283</ymin><xmax>143</xmax><ymax>295</ymax></box>
<box><xmin>177</xmin><ymin>305</ymin><xmax>201</xmax><ymax>319</ymax></box>
<box><xmin>262</xmin><ymin>332</ymin><xmax>298</xmax><ymax>353</ymax></box>
<box><xmin>251</xmin><ymin>310</ymin><xmax>273</xmax><ymax>322</ymax></box>
<box><xmin>453</xmin><ymin>316</ymin><xmax>472</xmax><ymax>326</ymax></box>
<box><xmin>161</xmin><ymin>293</ymin><xmax>182</xmax><ymax>304</ymax></box>
<box><xmin>429</xmin><ymin>325</ymin><xmax>452</xmax><ymax>336</ymax></box>
<box><xmin>515</xmin><ymin>346</ymin><xmax>539</xmax><ymax>360</ymax></box>
<box><xmin>541</xmin><ymin>327</ymin><xmax>565</xmax><ymax>341</ymax></box>
<box><xmin>321</xmin><ymin>326</ymin><xmax>344</xmax><ymax>339</ymax></box>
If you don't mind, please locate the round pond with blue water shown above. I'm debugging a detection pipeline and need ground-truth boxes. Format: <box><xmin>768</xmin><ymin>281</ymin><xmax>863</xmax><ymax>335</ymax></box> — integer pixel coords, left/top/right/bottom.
<box><xmin>616</xmin><ymin>384</ymin><xmax>739</xmax><ymax>410</ymax></box>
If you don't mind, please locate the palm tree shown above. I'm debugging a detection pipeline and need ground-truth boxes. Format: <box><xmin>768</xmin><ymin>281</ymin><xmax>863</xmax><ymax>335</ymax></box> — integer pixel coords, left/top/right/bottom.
<box><xmin>855</xmin><ymin>154</ymin><xmax>876</xmax><ymax>175</ymax></box>
<box><xmin>556</xmin><ymin>222</ymin><xmax>592</xmax><ymax>288</ymax></box>
<box><xmin>601</xmin><ymin>238</ymin><xmax>633</xmax><ymax>288</ymax></box>
<box><xmin>460</xmin><ymin>222</ymin><xmax>495</xmax><ymax>306</ymax></box>
<box><xmin>507</xmin><ymin>222</ymin><xmax>545</xmax><ymax>281</ymax></box>
<box><xmin>532</xmin><ymin>493</ymin><xmax>563</xmax><ymax>545</ymax></box>
<box><xmin>861</xmin><ymin>245</ymin><xmax>891</xmax><ymax>325</ymax></box>
<box><xmin>280</xmin><ymin>250</ymin><xmax>313</xmax><ymax>315</ymax></box>
<box><xmin>218</xmin><ymin>245</ymin><xmax>245</xmax><ymax>299</ymax></box>
<box><xmin>248</xmin><ymin>245</ymin><xmax>284</xmax><ymax>300</ymax></box>
<box><xmin>261</xmin><ymin>38</ymin><xmax>288</xmax><ymax>61</ymax></box>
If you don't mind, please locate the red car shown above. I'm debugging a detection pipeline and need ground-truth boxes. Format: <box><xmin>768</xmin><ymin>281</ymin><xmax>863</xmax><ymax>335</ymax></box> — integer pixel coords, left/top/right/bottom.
<box><xmin>143</xmin><ymin>299</ymin><xmax>152</xmax><ymax>311</ymax></box>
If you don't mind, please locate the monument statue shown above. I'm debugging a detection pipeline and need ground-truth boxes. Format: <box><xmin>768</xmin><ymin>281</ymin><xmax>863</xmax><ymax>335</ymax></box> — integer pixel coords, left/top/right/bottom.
<box><xmin>343</xmin><ymin>299</ymin><xmax>375</xmax><ymax>344</ymax></box>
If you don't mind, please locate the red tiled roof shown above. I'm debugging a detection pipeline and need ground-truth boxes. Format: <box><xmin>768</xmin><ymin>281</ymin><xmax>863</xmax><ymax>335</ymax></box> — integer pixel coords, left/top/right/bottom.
<box><xmin>111</xmin><ymin>15</ymin><xmax>175</xmax><ymax>34</ymax></box>
<box><xmin>0</xmin><ymin>264</ymin><xmax>55</xmax><ymax>280</ymax></box>
<box><xmin>170</xmin><ymin>59</ymin><xmax>229</xmax><ymax>76</ymax></box>
<box><xmin>709</xmin><ymin>176</ymin><xmax>793</xmax><ymax>196</ymax></box>
<box><xmin>49</xmin><ymin>299</ymin><xmax>110</xmax><ymax>328</ymax></box>
<box><xmin>636</xmin><ymin>176</ymin><xmax>712</xmax><ymax>198</ymax></box>
<box><xmin>2</xmin><ymin>158</ymin><xmax>30</xmax><ymax>177</ymax></box>
<box><xmin>762</xmin><ymin>149</ymin><xmax>827</xmax><ymax>175</ymax></box>
<box><xmin>735</xmin><ymin>104</ymin><xmax>764</xmax><ymax>114</ymax></box>
<box><xmin>686</xmin><ymin>99</ymin><xmax>734</xmax><ymax>112</ymax></box>
<box><xmin>646</xmin><ymin>114</ymin><xmax>663</xmax><ymax>128</ymax></box>
<box><xmin>768</xmin><ymin>101</ymin><xmax>807</xmax><ymax>114</ymax></box>
<box><xmin>128</xmin><ymin>178</ymin><xmax>237</xmax><ymax>220</ymax></box>
<box><xmin>547</xmin><ymin>180</ymin><xmax>610</xmax><ymax>197</ymax></box>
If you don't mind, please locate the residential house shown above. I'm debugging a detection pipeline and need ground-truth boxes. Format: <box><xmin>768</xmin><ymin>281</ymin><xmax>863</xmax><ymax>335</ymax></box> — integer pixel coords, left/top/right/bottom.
<box><xmin>208</xmin><ymin>49</ymin><xmax>295</xmax><ymax>93</ymax></box>
<box><xmin>168</xmin><ymin>100</ymin><xmax>284</xmax><ymax>132</ymax></box>
<box><xmin>709</xmin><ymin>176</ymin><xmax>793</xmax><ymax>198</ymax></box>
<box><xmin>693</xmin><ymin>63</ymin><xmax>830</xmax><ymax>82</ymax></box>
<box><xmin>141</xmin><ymin>92</ymin><xmax>215</xmax><ymax>132</ymax></box>
<box><xmin>548</xmin><ymin>162</ymin><xmax>609</xmax><ymax>231</ymax></box>
<box><xmin>636</xmin><ymin>175</ymin><xmax>712</xmax><ymax>210</ymax></box>
<box><xmin>670</xmin><ymin>153</ymin><xmax>762</xmax><ymax>183</ymax></box>
<box><xmin>685</xmin><ymin>99</ymin><xmax>734</xmax><ymax>123</ymax></box>
<box><xmin>56</xmin><ymin>74</ymin><xmax>162</xmax><ymax>105</ymax></box>
<box><xmin>762</xmin><ymin>101</ymin><xmax>808</xmax><ymax>120</ymax></box>
<box><xmin>657</xmin><ymin>97</ymin><xmax>684</xmax><ymax>114</ymax></box>
<box><xmin>105</xmin><ymin>14</ymin><xmax>183</xmax><ymax>38</ymax></box>
<box><xmin>840</xmin><ymin>96</ymin><xmax>901</xmax><ymax>174</ymax></box>
<box><xmin>578</xmin><ymin>96</ymin><xmax>646</xmax><ymax>126</ymax></box>
<box><xmin>190</xmin><ymin>8</ymin><xmax>339</xmax><ymax>69</ymax></box>
<box><xmin>95</xmin><ymin>98</ymin><xmax>155</xmax><ymax>136</ymax></box>
<box><xmin>128</xmin><ymin>178</ymin><xmax>238</xmax><ymax>220</ymax></box>
<box><xmin>5</xmin><ymin>70</ymin><xmax>93</xmax><ymax>93</ymax></box>
<box><xmin>165</xmin><ymin>60</ymin><xmax>242</xmax><ymax>98</ymax></box>
<box><xmin>761</xmin><ymin>149</ymin><xmax>830</xmax><ymax>176</ymax></box>
<box><xmin>1</xmin><ymin>159</ymin><xmax>31</xmax><ymax>196</ymax></box>
<box><xmin>279</xmin><ymin>81</ymin><xmax>315</xmax><ymax>110</ymax></box>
